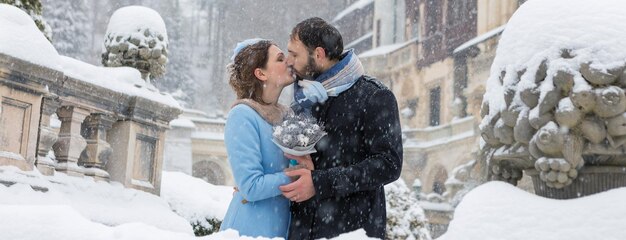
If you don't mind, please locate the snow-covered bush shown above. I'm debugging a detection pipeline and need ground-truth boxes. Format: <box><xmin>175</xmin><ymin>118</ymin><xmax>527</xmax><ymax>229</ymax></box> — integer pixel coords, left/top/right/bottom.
<box><xmin>190</xmin><ymin>217</ymin><xmax>222</xmax><ymax>236</ymax></box>
<box><xmin>102</xmin><ymin>6</ymin><xmax>168</xmax><ymax>82</ymax></box>
<box><xmin>384</xmin><ymin>179</ymin><xmax>431</xmax><ymax>240</ymax></box>
<box><xmin>160</xmin><ymin>171</ymin><xmax>233</xmax><ymax>236</ymax></box>
<box><xmin>480</xmin><ymin>0</ymin><xmax>626</xmax><ymax>189</ymax></box>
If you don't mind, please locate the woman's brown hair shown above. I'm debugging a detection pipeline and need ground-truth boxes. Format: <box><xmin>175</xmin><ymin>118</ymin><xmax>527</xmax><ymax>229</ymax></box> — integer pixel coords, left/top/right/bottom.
<box><xmin>228</xmin><ymin>40</ymin><xmax>275</xmax><ymax>105</ymax></box>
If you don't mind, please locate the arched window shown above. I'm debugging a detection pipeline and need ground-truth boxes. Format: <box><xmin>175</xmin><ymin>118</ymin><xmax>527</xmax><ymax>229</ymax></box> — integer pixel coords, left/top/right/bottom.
<box><xmin>192</xmin><ymin>160</ymin><xmax>226</xmax><ymax>185</ymax></box>
<box><xmin>431</xmin><ymin>166</ymin><xmax>449</xmax><ymax>194</ymax></box>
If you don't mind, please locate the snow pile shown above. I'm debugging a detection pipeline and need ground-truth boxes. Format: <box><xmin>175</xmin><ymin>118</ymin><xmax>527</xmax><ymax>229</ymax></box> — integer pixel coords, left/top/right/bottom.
<box><xmin>0</xmin><ymin>167</ymin><xmax>378</xmax><ymax>239</ymax></box>
<box><xmin>440</xmin><ymin>182</ymin><xmax>626</xmax><ymax>240</ymax></box>
<box><xmin>102</xmin><ymin>6</ymin><xmax>169</xmax><ymax>80</ymax></box>
<box><xmin>0</xmin><ymin>204</ymin><xmax>194</xmax><ymax>240</ymax></box>
<box><xmin>479</xmin><ymin>0</ymin><xmax>626</xmax><ymax>188</ymax></box>
<box><xmin>0</xmin><ymin>166</ymin><xmax>192</xmax><ymax>235</ymax></box>
<box><xmin>59</xmin><ymin>56</ymin><xmax>180</xmax><ymax>108</ymax></box>
<box><xmin>0</xmin><ymin>4</ymin><xmax>61</xmax><ymax>70</ymax></box>
<box><xmin>482</xmin><ymin>0</ymin><xmax>626</xmax><ymax>119</ymax></box>
<box><xmin>161</xmin><ymin>171</ymin><xmax>233</xmax><ymax>233</ymax></box>
<box><xmin>104</xmin><ymin>6</ymin><xmax>167</xmax><ymax>40</ymax></box>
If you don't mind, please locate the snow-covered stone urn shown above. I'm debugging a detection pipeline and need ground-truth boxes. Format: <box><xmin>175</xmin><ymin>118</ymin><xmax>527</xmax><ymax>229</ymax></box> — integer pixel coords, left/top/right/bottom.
<box><xmin>479</xmin><ymin>0</ymin><xmax>626</xmax><ymax>199</ymax></box>
<box><xmin>102</xmin><ymin>6</ymin><xmax>168</xmax><ymax>82</ymax></box>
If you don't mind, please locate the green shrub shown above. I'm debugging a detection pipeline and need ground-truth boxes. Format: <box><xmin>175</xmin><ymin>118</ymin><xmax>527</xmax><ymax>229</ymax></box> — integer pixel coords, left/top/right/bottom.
<box><xmin>191</xmin><ymin>217</ymin><xmax>222</xmax><ymax>236</ymax></box>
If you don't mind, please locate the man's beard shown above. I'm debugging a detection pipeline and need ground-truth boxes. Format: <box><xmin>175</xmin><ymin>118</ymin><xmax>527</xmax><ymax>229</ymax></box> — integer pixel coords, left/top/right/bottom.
<box><xmin>295</xmin><ymin>54</ymin><xmax>323</xmax><ymax>80</ymax></box>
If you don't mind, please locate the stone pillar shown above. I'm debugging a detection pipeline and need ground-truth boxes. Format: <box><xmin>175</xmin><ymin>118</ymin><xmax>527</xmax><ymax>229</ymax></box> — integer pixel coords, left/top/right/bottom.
<box><xmin>36</xmin><ymin>96</ymin><xmax>61</xmax><ymax>175</ymax></box>
<box><xmin>79</xmin><ymin>113</ymin><xmax>115</xmax><ymax>181</ymax></box>
<box><xmin>107</xmin><ymin>120</ymin><xmax>166</xmax><ymax>195</ymax></box>
<box><xmin>53</xmin><ymin>106</ymin><xmax>89</xmax><ymax>177</ymax></box>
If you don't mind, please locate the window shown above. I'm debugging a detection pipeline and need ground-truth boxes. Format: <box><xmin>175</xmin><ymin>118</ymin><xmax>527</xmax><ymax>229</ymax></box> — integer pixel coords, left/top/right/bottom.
<box><xmin>411</xmin><ymin>19</ymin><xmax>419</xmax><ymax>39</ymax></box>
<box><xmin>375</xmin><ymin>19</ymin><xmax>381</xmax><ymax>47</ymax></box>
<box><xmin>429</xmin><ymin>86</ymin><xmax>441</xmax><ymax>126</ymax></box>
<box><xmin>432</xmin><ymin>181</ymin><xmax>446</xmax><ymax>195</ymax></box>
<box><xmin>425</xmin><ymin>0</ymin><xmax>442</xmax><ymax>36</ymax></box>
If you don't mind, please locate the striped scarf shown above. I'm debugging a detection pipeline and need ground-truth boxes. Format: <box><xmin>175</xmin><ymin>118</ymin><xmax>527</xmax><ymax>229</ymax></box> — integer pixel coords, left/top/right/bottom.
<box><xmin>292</xmin><ymin>49</ymin><xmax>365</xmax><ymax>113</ymax></box>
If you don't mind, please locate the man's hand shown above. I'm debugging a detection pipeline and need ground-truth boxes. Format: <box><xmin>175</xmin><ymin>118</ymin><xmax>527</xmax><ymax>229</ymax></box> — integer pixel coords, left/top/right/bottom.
<box><xmin>279</xmin><ymin>168</ymin><xmax>316</xmax><ymax>202</ymax></box>
<box><xmin>285</xmin><ymin>153</ymin><xmax>314</xmax><ymax>170</ymax></box>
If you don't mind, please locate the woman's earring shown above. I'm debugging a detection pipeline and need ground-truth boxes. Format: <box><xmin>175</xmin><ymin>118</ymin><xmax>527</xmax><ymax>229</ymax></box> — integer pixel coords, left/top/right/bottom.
<box><xmin>263</xmin><ymin>83</ymin><xmax>267</xmax><ymax>88</ymax></box>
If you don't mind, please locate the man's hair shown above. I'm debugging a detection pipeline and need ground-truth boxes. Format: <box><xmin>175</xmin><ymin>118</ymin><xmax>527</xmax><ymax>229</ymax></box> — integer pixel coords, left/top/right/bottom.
<box><xmin>291</xmin><ymin>17</ymin><xmax>344</xmax><ymax>61</ymax></box>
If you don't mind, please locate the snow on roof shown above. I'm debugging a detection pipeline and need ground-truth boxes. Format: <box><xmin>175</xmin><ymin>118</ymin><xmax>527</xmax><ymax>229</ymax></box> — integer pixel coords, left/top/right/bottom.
<box><xmin>0</xmin><ymin>4</ymin><xmax>61</xmax><ymax>71</ymax></box>
<box><xmin>182</xmin><ymin>108</ymin><xmax>211</xmax><ymax>115</ymax></box>
<box><xmin>453</xmin><ymin>24</ymin><xmax>506</xmax><ymax>54</ymax></box>
<box><xmin>333</xmin><ymin>0</ymin><xmax>374</xmax><ymax>23</ymax></box>
<box><xmin>345</xmin><ymin>31</ymin><xmax>373</xmax><ymax>49</ymax></box>
<box><xmin>482</xmin><ymin>0</ymin><xmax>626</xmax><ymax>122</ymax></box>
<box><xmin>359</xmin><ymin>37</ymin><xmax>418</xmax><ymax>58</ymax></box>
<box><xmin>181</xmin><ymin>108</ymin><xmax>226</xmax><ymax>123</ymax></box>
<box><xmin>59</xmin><ymin>56</ymin><xmax>180</xmax><ymax>108</ymax></box>
<box><xmin>404</xmin><ymin>130</ymin><xmax>476</xmax><ymax>149</ymax></box>
<box><xmin>191</xmin><ymin>131</ymin><xmax>224</xmax><ymax>140</ymax></box>
<box><xmin>440</xmin><ymin>182</ymin><xmax>626</xmax><ymax>240</ymax></box>
<box><xmin>169</xmin><ymin>118</ymin><xmax>196</xmax><ymax>128</ymax></box>
<box><xmin>105</xmin><ymin>6</ymin><xmax>168</xmax><ymax>42</ymax></box>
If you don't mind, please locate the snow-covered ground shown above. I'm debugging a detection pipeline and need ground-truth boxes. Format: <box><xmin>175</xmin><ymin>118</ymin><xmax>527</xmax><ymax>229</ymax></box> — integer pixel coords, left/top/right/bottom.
<box><xmin>0</xmin><ymin>166</ymin><xmax>373</xmax><ymax>240</ymax></box>
<box><xmin>440</xmin><ymin>182</ymin><xmax>626</xmax><ymax>240</ymax></box>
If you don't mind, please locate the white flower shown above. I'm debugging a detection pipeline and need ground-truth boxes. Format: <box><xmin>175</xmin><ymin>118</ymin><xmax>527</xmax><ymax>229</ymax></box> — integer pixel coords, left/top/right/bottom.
<box><xmin>297</xmin><ymin>121</ymin><xmax>307</xmax><ymax>127</ymax></box>
<box><xmin>287</xmin><ymin>124</ymin><xmax>298</xmax><ymax>131</ymax></box>
<box><xmin>311</xmin><ymin>124</ymin><xmax>320</xmax><ymax>131</ymax></box>
<box><xmin>273</xmin><ymin>126</ymin><xmax>283</xmax><ymax>137</ymax></box>
<box><xmin>304</xmin><ymin>128</ymin><xmax>315</xmax><ymax>135</ymax></box>
<box><xmin>297</xmin><ymin>134</ymin><xmax>310</xmax><ymax>146</ymax></box>
<box><xmin>282</xmin><ymin>135</ymin><xmax>293</xmax><ymax>145</ymax></box>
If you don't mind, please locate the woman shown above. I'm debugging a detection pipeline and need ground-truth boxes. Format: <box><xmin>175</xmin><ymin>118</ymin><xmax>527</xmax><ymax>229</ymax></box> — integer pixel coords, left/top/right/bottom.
<box><xmin>219</xmin><ymin>39</ymin><xmax>300</xmax><ymax>238</ymax></box>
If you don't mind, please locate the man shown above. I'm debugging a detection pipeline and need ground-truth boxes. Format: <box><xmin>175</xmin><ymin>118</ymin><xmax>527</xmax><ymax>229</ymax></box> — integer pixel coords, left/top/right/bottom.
<box><xmin>279</xmin><ymin>17</ymin><xmax>403</xmax><ymax>239</ymax></box>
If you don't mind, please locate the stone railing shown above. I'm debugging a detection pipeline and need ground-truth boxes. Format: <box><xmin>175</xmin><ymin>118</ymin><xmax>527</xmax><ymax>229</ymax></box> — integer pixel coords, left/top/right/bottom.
<box><xmin>359</xmin><ymin>38</ymin><xmax>418</xmax><ymax>87</ymax></box>
<box><xmin>0</xmin><ymin>53</ymin><xmax>181</xmax><ymax>195</ymax></box>
<box><xmin>388</xmin><ymin>41</ymin><xmax>418</xmax><ymax>72</ymax></box>
<box><xmin>403</xmin><ymin>116</ymin><xmax>476</xmax><ymax>148</ymax></box>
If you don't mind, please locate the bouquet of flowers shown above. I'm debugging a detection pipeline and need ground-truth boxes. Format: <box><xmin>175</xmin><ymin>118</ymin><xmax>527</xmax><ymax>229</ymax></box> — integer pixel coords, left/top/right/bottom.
<box><xmin>272</xmin><ymin>113</ymin><xmax>326</xmax><ymax>157</ymax></box>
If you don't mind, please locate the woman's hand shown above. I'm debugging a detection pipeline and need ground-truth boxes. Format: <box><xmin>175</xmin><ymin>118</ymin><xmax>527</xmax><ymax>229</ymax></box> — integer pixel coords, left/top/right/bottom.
<box><xmin>285</xmin><ymin>153</ymin><xmax>314</xmax><ymax>171</ymax></box>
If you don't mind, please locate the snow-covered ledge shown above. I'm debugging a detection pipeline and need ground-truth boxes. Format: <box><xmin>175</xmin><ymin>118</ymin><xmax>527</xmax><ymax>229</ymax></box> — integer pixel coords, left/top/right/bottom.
<box><xmin>0</xmin><ymin>4</ymin><xmax>181</xmax><ymax>195</ymax></box>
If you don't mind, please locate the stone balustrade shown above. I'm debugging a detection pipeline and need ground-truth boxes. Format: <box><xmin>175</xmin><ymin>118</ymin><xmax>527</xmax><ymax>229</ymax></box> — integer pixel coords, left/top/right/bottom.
<box><xmin>0</xmin><ymin>53</ymin><xmax>181</xmax><ymax>195</ymax></box>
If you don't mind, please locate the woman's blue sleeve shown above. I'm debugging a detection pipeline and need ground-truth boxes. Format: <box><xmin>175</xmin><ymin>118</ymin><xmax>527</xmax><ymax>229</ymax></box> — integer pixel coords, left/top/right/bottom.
<box><xmin>224</xmin><ymin>106</ymin><xmax>291</xmax><ymax>202</ymax></box>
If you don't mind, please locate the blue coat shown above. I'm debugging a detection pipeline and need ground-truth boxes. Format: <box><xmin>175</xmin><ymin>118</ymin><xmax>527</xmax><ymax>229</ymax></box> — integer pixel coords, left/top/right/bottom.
<box><xmin>220</xmin><ymin>104</ymin><xmax>292</xmax><ymax>239</ymax></box>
